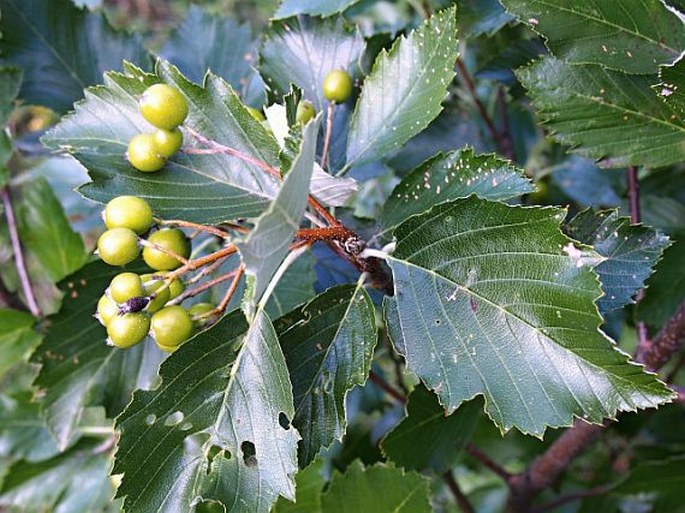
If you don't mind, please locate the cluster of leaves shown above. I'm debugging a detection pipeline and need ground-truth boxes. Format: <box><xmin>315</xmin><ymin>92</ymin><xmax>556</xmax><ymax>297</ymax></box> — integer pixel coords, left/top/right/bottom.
<box><xmin>0</xmin><ymin>0</ymin><xmax>684</xmax><ymax>512</ymax></box>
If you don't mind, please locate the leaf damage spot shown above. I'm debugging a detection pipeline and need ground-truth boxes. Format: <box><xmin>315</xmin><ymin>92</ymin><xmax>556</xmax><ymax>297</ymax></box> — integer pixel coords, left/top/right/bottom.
<box><xmin>241</xmin><ymin>441</ymin><xmax>257</xmax><ymax>467</ymax></box>
<box><xmin>278</xmin><ymin>412</ymin><xmax>291</xmax><ymax>430</ymax></box>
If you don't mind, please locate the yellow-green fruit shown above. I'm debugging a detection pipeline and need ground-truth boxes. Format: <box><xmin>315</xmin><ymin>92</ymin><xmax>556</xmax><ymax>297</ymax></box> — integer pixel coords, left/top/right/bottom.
<box><xmin>139</xmin><ymin>84</ymin><xmax>188</xmax><ymax>130</ymax></box>
<box><xmin>103</xmin><ymin>196</ymin><xmax>154</xmax><ymax>234</ymax></box>
<box><xmin>143</xmin><ymin>228</ymin><xmax>191</xmax><ymax>271</ymax></box>
<box><xmin>97</xmin><ymin>295</ymin><xmax>119</xmax><ymax>326</ymax></box>
<box><xmin>156</xmin><ymin>340</ymin><xmax>181</xmax><ymax>353</ymax></box>
<box><xmin>97</xmin><ymin>228</ymin><xmax>140</xmax><ymax>266</ymax></box>
<box><xmin>141</xmin><ymin>274</ymin><xmax>171</xmax><ymax>313</ymax></box>
<box><xmin>151</xmin><ymin>306</ymin><xmax>194</xmax><ymax>348</ymax></box>
<box><xmin>246</xmin><ymin>106</ymin><xmax>265</xmax><ymax>122</ymax></box>
<box><xmin>107</xmin><ymin>312</ymin><xmax>150</xmax><ymax>349</ymax></box>
<box><xmin>188</xmin><ymin>302</ymin><xmax>215</xmax><ymax>327</ymax></box>
<box><xmin>296</xmin><ymin>100</ymin><xmax>316</xmax><ymax>124</ymax></box>
<box><xmin>323</xmin><ymin>69</ymin><xmax>353</xmax><ymax>103</ymax></box>
<box><xmin>109</xmin><ymin>272</ymin><xmax>145</xmax><ymax>303</ymax></box>
<box><xmin>127</xmin><ymin>133</ymin><xmax>166</xmax><ymax>172</ymax></box>
<box><xmin>168</xmin><ymin>278</ymin><xmax>185</xmax><ymax>300</ymax></box>
<box><xmin>153</xmin><ymin>128</ymin><xmax>183</xmax><ymax>157</ymax></box>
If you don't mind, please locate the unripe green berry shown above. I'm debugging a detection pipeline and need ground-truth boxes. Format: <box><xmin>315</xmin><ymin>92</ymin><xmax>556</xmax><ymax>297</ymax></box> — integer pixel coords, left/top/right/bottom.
<box><xmin>143</xmin><ymin>228</ymin><xmax>191</xmax><ymax>271</ymax></box>
<box><xmin>139</xmin><ymin>84</ymin><xmax>188</xmax><ymax>130</ymax></box>
<box><xmin>127</xmin><ymin>133</ymin><xmax>166</xmax><ymax>172</ymax></box>
<box><xmin>97</xmin><ymin>295</ymin><xmax>119</xmax><ymax>326</ymax></box>
<box><xmin>107</xmin><ymin>312</ymin><xmax>150</xmax><ymax>349</ymax></box>
<box><xmin>97</xmin><ymin>228</ymin><xmax>140</xmax><ymax>266</ymax></box>
<box><xmin>246</xmin><ymin>106</ymin><xmax>265</xmax><ymax>122</ymax></box>
<box><xmin>168</xmin><ymin>278</ymin><xmax>185</xmax><ymax>300</ymax></box>
<box><xmin>151</xmin><ymin>305</ymin><xmax>194</xmax><ymax>348</ymax></box>
<box><xmin>103</xmin><ymin>196</ymin><xmax>153</xmax><ymax>234</ymax></box>
<box><xmin>188</xmin><ymin>302</ymin><xmax>215</xmax><ymax>327</ymax></box>
<box><xmin>109</xmin><ymin>272</ymin><xmax>145</xmax><ymax>304</ymax></box>
<box><xmin>323</xmin><ymin>69</ymin><xmax>353</xmax><ymax>103</ymax></box>
<box><xmin>153</xmin><ymin>128</ymin><xmax>183</xmax><ymax>157</ymax></box>
<box><xmin>141</xmin><ymin>274</ymin><xmax>171</xmax><ymax>313</ymax></box>
<box><xmin>296</xmin><ymin>100</ymin><xmax>316</xmax><ymax>125</ymax></box>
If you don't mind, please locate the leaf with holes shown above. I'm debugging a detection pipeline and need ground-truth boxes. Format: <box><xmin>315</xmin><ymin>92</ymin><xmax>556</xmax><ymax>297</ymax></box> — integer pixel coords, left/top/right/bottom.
<box><xmin>501</xmin><ymin>0</ymin><xmax>685</xmax><ymax>74</ymax></box>
<box><xmin>31</xmin><ymin>260</ymin><xmax>165</xmax><ymax>450</ymax></box>
<box><xmin>654</xmin><ymin>56</ymin><xmax>685</xmax><ymax>114</ymax></box>
<box><xmin>384</xmin><ymin>196</ymin><xmax>672</xmax><ymax>435</ymax></box>
<box><xmin>344</xmin><ymin>7</ymin><xmax>458</xmax><ymax>170</ymax></box>
<box><xmin>566</xmin><ymin>209</ymin><xmax>670</xmax><ymax>314</ymax></box>
<box><xmin>321</xmin><ymin>461</ymin><xmax>432</xmax><ymax>513</ymax></box>
<box><xmin>0</xmin><ymin>0</ymin><xmax>149</xmax><ymax>113</ymax></box>
<box><xmin>274</xmin><ymin>284</ymin><xmax>376</xmax><ymax>466</ymax></box>
<box><xmin>379</xmin><ymin>148</ymin><xmax>534</xmax><ymax>237</ymax></box>
<box><xmin>43</xmin><ymin>60</ymin><xmax>282</xmax><ymax>224</ymax></box>
<box><xmin>517</xmin><ymin>57</ymin><xmax>685</xmax><ymax>168</ymax></box>
<box><xmin>114</xmin><ymin>309</ymin><xmax>299</xmax><ymax>513</ymax></box>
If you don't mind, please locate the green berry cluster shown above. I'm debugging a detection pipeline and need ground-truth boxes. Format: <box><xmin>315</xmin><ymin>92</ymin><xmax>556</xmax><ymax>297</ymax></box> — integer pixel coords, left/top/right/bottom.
<box><xmin>95</xmin><ymin>196</ymin><xmax>215</xmax><ymax>352</ymax></box>
<box><xmin>127</xmin><ymin>84</ymin><xmax>188</xmax><ymax>172</ymax></box>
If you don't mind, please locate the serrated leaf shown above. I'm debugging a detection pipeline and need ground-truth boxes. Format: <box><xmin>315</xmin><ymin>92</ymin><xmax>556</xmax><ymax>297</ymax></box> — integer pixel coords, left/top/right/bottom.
<box><xmin>321</xmin><ymin>461</ymin><xmax>432</xmax><ymax>513</ymax></box>
<box><xmin>114</xmin><ymin>309</ymin><xmax>299</xmax><ymax>513</ymax></box>
<box><xmin>381</xmin><ymin>386</ymin><xmax>481</xmax><ymax>472</ymax></box>
<box><xmin>238</xmin><ymin>118</ymin><xmax>319</xmax><ymax>307</ymax></box>
<box><xmin>0</xmin><ymin>310</ymin><xmax>40</xmax><ymax>380</ymax></box>
<box><xmin>0</xmin><ymin>0</ymin><xmax>149</xmax><ymax>113</ymax></box>
<box><xmin>311</xmin><ymin>165</ymin><xmax>358</xmax><ymax>207</ymax></box>
<box><xmin>273</xmin><ymin>458</ymin><xmax>325</xmax><ymax>513</ymax></box>
<box><xmin>266</xmin><ymin>251</ymin><xmax>317</xmax><ymax>319</ymax></box>
<box><xmin>159</xmin><ymin>6</ymin><xmax>264</xmax><ymax>105</ymax></box>
<box><xmin>566</xmin><ymin>209</ymin><xmax>670</xmax><ymax>314</ymax></box>
<box><xmin>384</xmin><ymin>196</ymin><xmax>672</xmax><ymax>435</ymax></box>
<box><xmin>274</xmin><ymin>0</ymin><xmax>360</xmax><ymax>19</ymax></box>
<box><xmin>17</xmin><ymin>177</ymin><xmax>87</xmax><ymax>282</ymax></box>
<box><xmin>344</xmin><ymin>7</ymin><xmax>458</xmax><ymax>170</ymax></box>
<box><xmin>639</xmin><ymin>238</ymin><xmax>685</xmax><ymax>328</ymax></box>
<box><xmin>551</xmin><ymin>156</ymin><xmax>624</xmax><ymax>208</ymax></box>
<box><xmin>43</xmin><ymin>60</ymin><xmax>283</xmax><ymax>223</ymax></box>
<box><xmin>259</xmin><ymin>16</ymin><xmax>367</xmax><ymax>110</ymax></box>
<box><xmin>379</xmin><ymin>148</ymin><xmax>534</xmax><ymax>236</ymax></box>
<box><xmin>0</xmin><ymin>67</ymin><xmax>22</xmax><ymax>127</ymax></box>
<box><xmin>31</xmin><ymin>260</ymin><xmax>165</xmax><ymax>449</ymax></box>
<box><xmin>0</xmin><ymin>392</ymin><xmax>60</xmax><ymax>462</ymax></box>
<box><xmin>654</xmin><ymin>56</ymin><xmax>685</xmax><ymax>114</ymax></box>
<box><xmin>517</xmin><ymin>57</ymin><xmax>685</xmax><ymax>168</ymax></box>
<box><xmin>0</xmin><ymin>438</ymin><xmax>115</xmax><ymax>512</ymax></box>
<box><xmin>501</xmin><ymin>0</ymin><xmax>685</xmax><ymax>74</ymax></box>
<box><xmin>274</xmin><ymin>284</ymin><xmax>377</xmax><ymax>466</ymax></box>
<box><xmin>613</xmin><ymin>455</ymin><xmax>685</xmax><ymax>512</ymax></box>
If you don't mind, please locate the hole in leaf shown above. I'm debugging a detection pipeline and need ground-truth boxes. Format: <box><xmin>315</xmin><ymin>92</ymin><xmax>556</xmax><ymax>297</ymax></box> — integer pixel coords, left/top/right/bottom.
<box><xmin>278</xmin><ymin>412</ymin><xmax>291</xmax><ymax>430</ymax></box>
<box><xmin>164</xmin><ymin>411</ymin><xmax>184</xmax><ymax>427</ymax></box>
<box><xmin>145</xmin><ymin>414</ymin><xmax>157</xmax><ymax>425</ymax></box>
<box><xmin>241</xmin><ymin>441</ymin><xmax>257</xmax><ymax>467</ymax></box>
<box><xmin>434</xmin><ymin>319</ymin><xmax>441</xmax><ymax>325</ymax></box>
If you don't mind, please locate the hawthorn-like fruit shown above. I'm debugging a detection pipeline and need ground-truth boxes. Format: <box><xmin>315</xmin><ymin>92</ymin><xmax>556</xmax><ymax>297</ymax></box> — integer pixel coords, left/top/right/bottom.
<box><xmin>107</xmin><ymin>312</ymin><xmax>150</xmax><ymax>349</ymax></box>
<box><xmin>103</xmin><ymin>196</ymin><xmax>153</xmax><ymax>234</ymax></box>
<box><xmin>153</xmin><ymin>128</ymin><xmax>183</xmax><ymax>157</ymax></box>
<box><xmin>151</xmin><ymin>305</ymin><xmax>194</xmax><ymax>350</ymax></box>
<box><xmin>296</xmin><ymin>100</ymin><xmax>316</xmax><ymax>125</ymax></box>
<box><xmin>109</xmin><ymin>272</ymin><xmax>145</xmax><ymax>304</ymax></box>
<box><xmin>323</xmin><ymin>69</ymin><xmax>353</xmax><ymax>103</ymax></box>
<box><xmin>139</xmin><ymin>84</ymin><xmax>188</xmax><ymax>130</ymax></box>
<box><xmin>168</xmin><ymin>278</ymin><xmax>185</xmax><ymax>300</ymax></box>
<box><xmin>141</xmin><ymin>274</ymin><xmax>171</xmax><ymax>313</ymax></box>
<box><xmin>127</xmin><ymin>133</ymin><xmax>166</xmax><ymax>172</ymax></box>
<box><xmin>97</xmin><ymin>295</ymin><xmax>119</xmax><ymax>326</ymax></box>
<box><xmin>97</xmin><ymin>228</ymin><xmax>140</xmax><ymax>266</ymax></box>
<box><xmin>143</xmin><ymin>228</ymin><xmax>191</xmax><ymax>271</ymax></box>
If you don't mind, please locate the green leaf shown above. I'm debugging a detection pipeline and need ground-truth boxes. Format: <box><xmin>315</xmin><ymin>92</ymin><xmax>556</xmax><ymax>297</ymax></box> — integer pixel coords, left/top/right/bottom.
<box><xmin>274</xmin><ymin>0</ymin><xmax>360</xmax><ymax>18</ymax></box>
<box><xmin>0</xmin><ymin>438</ymin><xmax>115</xmax><ymax>512</ymax></box>
<box><xmin>566</xmin><ymin>209</ymin><xmax>670</xmax><ymax>314</ymax></box>
<box><xmin>266</xmin><ymin>251</ymin><xmax>317</xmax><ymax>319</ymax></box>
<box><xmin>238</xmin><ymin>118</ymin><xmax>319</xmax><ymax>308</ymax></box>
<box><xmin>458</xmin><ymin>0</ymin><xmax>513</xmax><ymax>38</ymax></box>
<box><xmin>0</xmin><ymin>0</ymin><xmax>149</xmax><ymax>113</ymax></box>
<box><xmin>381</xmin><ymin>386</ymin><xmax>481</xmax><ymax>472</ymax></box>
<box><xmin>274</xmin><ymin>283</ymin><xmax>377</xmax><ymax>466</ymax></box>
<box><xmin>345</xmin><ymin>7</ymin><xmax>458</xmax><ymax>170</ymax></box>
<box><xmin>31</xmin><ymin>260</ymin><xmax>165</xmax><ymax>449</ymax></box>
<box><xmin>0</xmin><ymin>310</ymin><xmax>40</xmax><ymax>380</ymax></box>
<box><xmin>259</xmin><ymin>16</ymin><xmax>366</xmax><ymax>110</ymax></box>
<box><xmin>613</xmin><ymin>456</ymin><xmax>685</xmax><ymax>513</ymax></box>
<box><xmin>43</xmin><ymin>60</ymin><xmax>283</xmax><ymax>223</ymax></box>
<box><xmin>379</xmin><ymin>148</ymin><xmax>534</xmax><ymax>236</ymax></box>
<box><xmin>17</xmin><ymin>177</ymin><xmax>87</xmax><ymax>282</ymax></box>
<box><xmin>0</xmin><ymin>392</ymin><xmax>60</xmax><ymax>462</ymax></box>
<box><xmin>0</xmin><ymin>67</ymin><xmax>22</xmax><ymax>127</ymax></box>
<box><xmin>654</xmin><ymin>56</ymin><xmax>685</xmax><ymax>114</ymax></box>
<box><xmin>384</xmin><ymin>196</ymin><xmax>672</xmax><ymax>435</ymax></box>
<box><xmin>517</xmin><ymin>57</ymin><xmax>685</xmax><ymax>168</ymax></box>
<box><xmin>501</xmin><ymin>0</ymin><xmax>685</xmax><ymax>74</ymax></box>
<box><xmin>639</xmin><ymin>238</ymin><xmax>685</xmax><ymax>328</ymax></box>
<box><xmin>114</xmin><ymin>309</ymin><xmax>299</xmax><ymax>513</ymax></box>
<box><xmin>273</xmin><ymin>458</ymin><xmax>325</xmax><ymax>513</ymax></box>
<box><xmin>321</xmin><ymin>461</ymin><xmax>432</xmax><ymax>513</ymax></box>
<box><xmin>159</xmin><ymin>6</ymin><xmax>264</xmax><ymax>105</ymax></box>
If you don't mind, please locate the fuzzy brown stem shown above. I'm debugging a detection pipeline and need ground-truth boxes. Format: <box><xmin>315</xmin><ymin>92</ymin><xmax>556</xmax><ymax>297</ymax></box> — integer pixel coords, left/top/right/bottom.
<box><xmin>443</xmin><ymin>470</ymin><xmax>475</xmax><ymax>513</ymax></box>
<box><xmin>368</xmin><ymin>370</ymin><xmax>407</xmax><ymax>404</ymax></box>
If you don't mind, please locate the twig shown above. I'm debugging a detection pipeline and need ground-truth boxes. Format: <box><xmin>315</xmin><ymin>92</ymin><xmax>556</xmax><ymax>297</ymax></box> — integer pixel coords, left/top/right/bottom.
<box><xmin>157</xmin><ymin>219</ymin><xmax>231</xmax><ymax>239</ymax></box>
<box><xmin>320</xmin><ymin>102</ymin><xmax>335</xmax><ymax>171</ymax></box>
<box><xmin>443</xmin><ymin>470</ymin><xmax>475</xmax><ymax>513</ymax></box>
<box><xmin>465</xmin><ymin>443</ymin><xmax>512</xmax><ymax>481</ymax></box>
<box><xmin>170</xmin><ymin>270</ymin><xmax>239</xmax><ymax>305</ymax></box>
<box><xmin>368</xmin><ymin>370</ymin><xmax>407</xmax><ymax>404</ymax></box>
<box><xmin>640</xmin><ymin>299</ymin><xmax>685</xmax><ymax>371</ymax></box>
<box><xmin>531</xmin><ymin>485</ymin><xmax>612</xmax><ymax>513</ymax></box>
<box><xmin>1</xmin><ymin>187</ymin><xmax>41</xmax><ymax>317</ymax></box>
<box><xmin>167</xmin><ymin>244</ymin><xmax>238</xmax><ymax>281</ymax></box>
<box><xmin>139</xmin><ymin>239</ymin><xmax>190</xmax><ymax>265</ymax></box>
<box><xmin>214</xmin><ymin>264</ymin><xmax>245</xmax><ymax>314</ymax></box>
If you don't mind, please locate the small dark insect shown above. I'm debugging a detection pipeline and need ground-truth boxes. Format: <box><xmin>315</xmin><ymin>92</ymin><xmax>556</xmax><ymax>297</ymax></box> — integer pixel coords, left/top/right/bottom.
<box><xmin>118</xmin><ymin>296</ymin><xmax>151</xmax><ymax>314</ymax></box>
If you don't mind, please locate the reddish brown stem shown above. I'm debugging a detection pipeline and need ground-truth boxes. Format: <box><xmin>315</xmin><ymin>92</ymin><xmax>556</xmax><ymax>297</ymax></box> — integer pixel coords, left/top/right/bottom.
<box><xmin>139</xmin><ymin>239</ymin><xmax>190</xmax><ymax>265</ymax></box>
<box><xmin>641</xmin><ymin>299</ymin><xmax>685</xmax><ymax>371</ymax></box>
<box><xmin>167</xmin><ymin>245</ymin><xmax>238</xmax><ymax>281</ymax></box>
<box><xmin>443</xmin><ymin>470</ymin><xmax>475</xmax><ymax>513</ymax></box>
<box><xmin>158</xmin><ymin>219</ymin><xmax>231</xmax><ymax>239</ymax></box>
<box><xmin>171</xmin><ymin>270</ymin><xmax>239</xmax><ymax>305</ymax></box>
<box><xmin>465</xmin><ymin>443</ymin><xmax>512</xmax><ymax>481</ymax></box>
<box><xmin>368</xmin><ymin>370</ymin><xmax>407</xmax><ymax>404</ymax></box>
<box><xmin>214</xmin><ymin>264</ymin><xmax>245</xmax><ymax>314</ymax></box>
